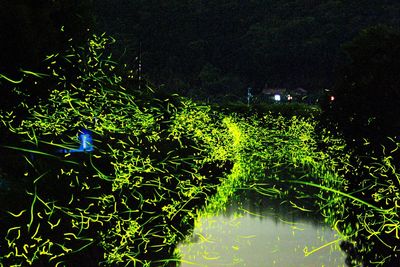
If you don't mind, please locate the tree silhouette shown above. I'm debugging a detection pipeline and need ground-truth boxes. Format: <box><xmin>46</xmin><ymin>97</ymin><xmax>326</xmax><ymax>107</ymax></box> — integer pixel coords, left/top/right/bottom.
<box><xmin>324</xmin><ymin>25</ymin><xmax>400</xmax><ymax>145</ymax></box>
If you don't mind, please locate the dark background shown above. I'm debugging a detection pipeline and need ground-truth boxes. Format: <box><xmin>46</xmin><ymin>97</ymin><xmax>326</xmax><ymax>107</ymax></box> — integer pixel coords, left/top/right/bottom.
<box><xmin>1</xmin><ymin>0</ymin><xmax>399</xmax><ymax>96</ymax></box>
<box><xmin>93</xmin><ymin>0</ymin><xmax>400</xmax><ymax>97</ymax></box>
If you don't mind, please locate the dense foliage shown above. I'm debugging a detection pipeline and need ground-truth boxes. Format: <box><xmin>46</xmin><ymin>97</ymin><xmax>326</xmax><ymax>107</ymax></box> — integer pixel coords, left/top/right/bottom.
<box><xmin>1</xmin><ymin>31</ymin><xmax>399</xmax><ymax>266</ymax></box>
<box><xmin>0</xmin><ymin>34</ymin><xmax>342</xmax><ymax>266</ymax></box>
<box><xmin>324</xmin><ymin>25</ymin><xmax>400</xmax><ymax>143</ymax></box>
<box><xmin>94</xmin><ymin>0</ymin><xmax>400</xmax><ymax>95</ymax></box>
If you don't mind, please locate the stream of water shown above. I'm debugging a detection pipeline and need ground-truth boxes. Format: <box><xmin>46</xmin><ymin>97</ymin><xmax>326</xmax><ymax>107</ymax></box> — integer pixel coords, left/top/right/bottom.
<box><xmin>177</xmin><ymin>190</ymin><xmax>347</xmax><ymax>267</ymax></box>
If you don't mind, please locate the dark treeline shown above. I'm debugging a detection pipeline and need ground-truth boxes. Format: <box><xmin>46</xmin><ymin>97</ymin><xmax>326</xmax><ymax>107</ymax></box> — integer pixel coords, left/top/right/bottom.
<box><xmin>94</xmin><ymin>0</ymin><xmax>400</xmax><ymax>96</ymax></box>
<box><xmin>1</xmin><ymin>1</ymin><xmax>399</xmax><ymax>98</ymax></box>
<box><xmin>323</xmin><ymin>25</ymin><xmax>400</xmax><ymax>144</ymax></box>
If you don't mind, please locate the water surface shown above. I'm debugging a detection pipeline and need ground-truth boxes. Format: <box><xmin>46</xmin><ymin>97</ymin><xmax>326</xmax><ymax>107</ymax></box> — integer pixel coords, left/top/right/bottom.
<box><xmin>178</xmin><ymin>190</ymin><xmax>347</xmax><ymax>267</ymax></box>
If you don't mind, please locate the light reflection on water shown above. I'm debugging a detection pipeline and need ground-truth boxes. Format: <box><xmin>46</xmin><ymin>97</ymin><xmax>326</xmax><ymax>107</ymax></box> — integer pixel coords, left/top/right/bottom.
<box><xmin>177</xmin><ymin>191</ymin><xmax>347</xmax><ymax>267</ymax></box>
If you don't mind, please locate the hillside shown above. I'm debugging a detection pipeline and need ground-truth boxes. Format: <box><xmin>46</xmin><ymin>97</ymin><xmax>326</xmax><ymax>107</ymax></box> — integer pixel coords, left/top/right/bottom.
<box><xmin>95</xmin><ymin>0</ymin><xmax>400</xmax><ymax>95</ymax></box>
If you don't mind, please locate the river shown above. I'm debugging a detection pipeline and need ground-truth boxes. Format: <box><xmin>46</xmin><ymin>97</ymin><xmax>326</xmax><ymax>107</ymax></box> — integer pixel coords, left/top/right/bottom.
<box><xmin>177</xmin><ymin>189</ymin><xmax>347</xmax><ymax>267</ymax></box>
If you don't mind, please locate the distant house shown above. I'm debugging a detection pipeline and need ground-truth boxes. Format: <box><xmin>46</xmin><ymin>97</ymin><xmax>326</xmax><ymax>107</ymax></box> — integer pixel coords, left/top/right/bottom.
<box><xmin>261</xmin><ymin>88</ymin><xmax>288</xmax><ymax>102</ymax></box>
<box><xmin>260</xmin><ymin>87</ymin><xmax>308</xmax><ymax>102</ymax></box>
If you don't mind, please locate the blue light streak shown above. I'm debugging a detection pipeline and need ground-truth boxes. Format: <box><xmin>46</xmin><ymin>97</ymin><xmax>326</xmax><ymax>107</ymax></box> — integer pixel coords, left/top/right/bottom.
<box><xmin>60</xmin><ymin>129</ymin><xmax>94</xmax><ymax>153</ymax></box>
